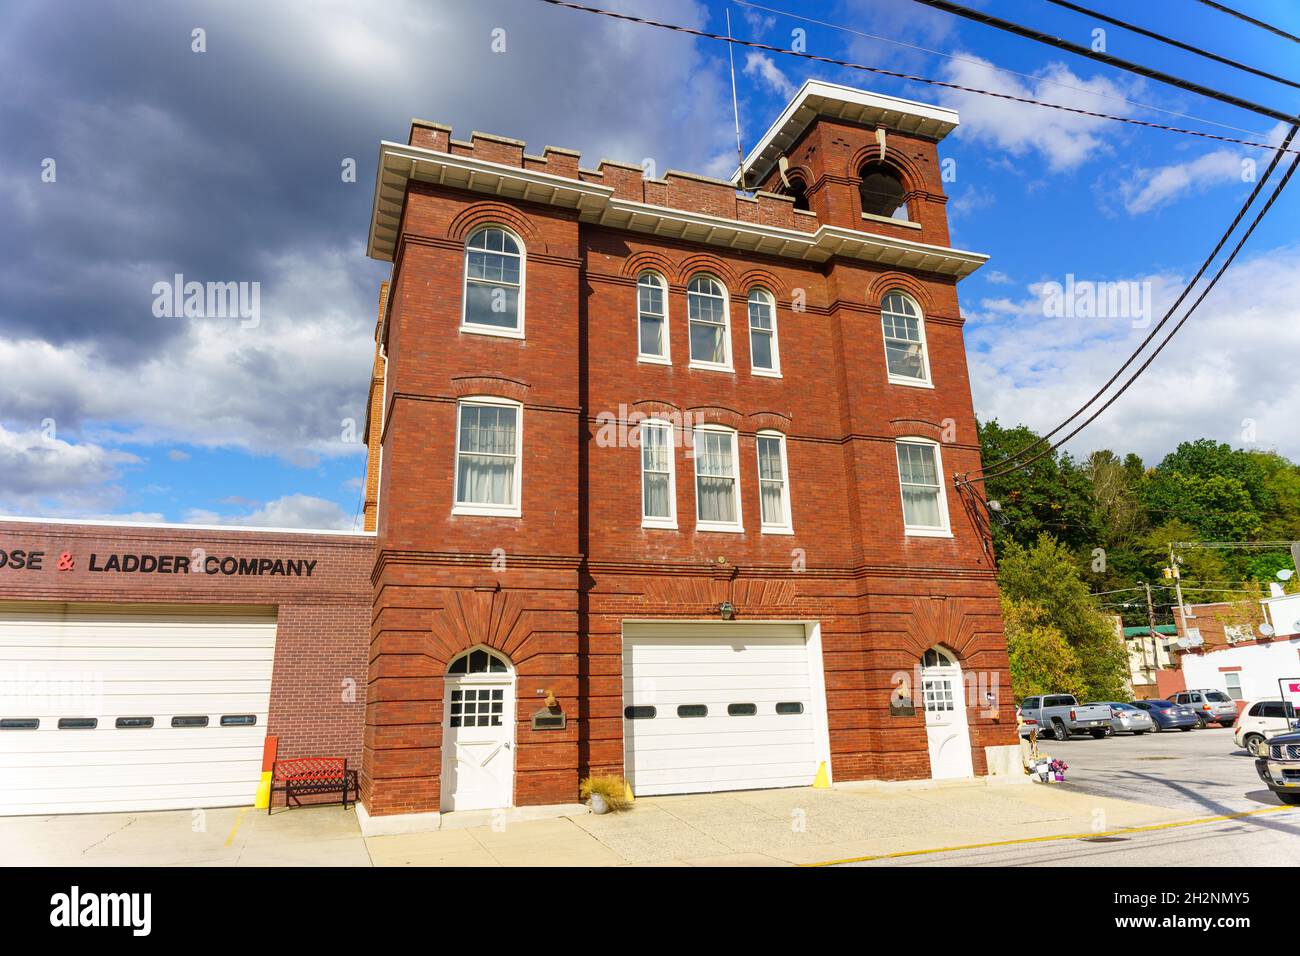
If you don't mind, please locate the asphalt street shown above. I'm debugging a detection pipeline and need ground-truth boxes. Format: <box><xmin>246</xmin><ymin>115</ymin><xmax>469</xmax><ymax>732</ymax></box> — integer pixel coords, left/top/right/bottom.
<box><xmin>852</xmin><ymin>723</ymin><xmax>1300</xmax><ymax>866</ymax></box>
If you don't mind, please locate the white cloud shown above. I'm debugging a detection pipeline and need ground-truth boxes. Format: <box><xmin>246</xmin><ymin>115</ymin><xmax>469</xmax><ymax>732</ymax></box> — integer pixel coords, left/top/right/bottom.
<box><xmin>936</xmin><ymin>53</ymin><xmax>1141</xmax><ymax>171</ymax></box>
<box><xmin>967</xmin><ymin>246</ymin><xmax>1300</xmax><ymax>463</ymax></box>
<box><xmin>167</xmin><ymin>449</ymin><xmax>190</xmax><ymax>461</ymax></box>
<box><xmin>185</xmin><ymin>493</ymin><xmax>356</xmax><ymax>531</ymax></box>
<box><xmin>1119</xmin><ymin>149</ymin><xmax>1250</xmax><ymax>215</ymax></box>
<box><xmin>0</xmin><ymin>424</ymin><xmax>139</xmax><ymax>511</ymax></box>
<box><xmin>743</xmin><ymin>52</ymin><xmax>797</xmax><ymax>99</ymax></box>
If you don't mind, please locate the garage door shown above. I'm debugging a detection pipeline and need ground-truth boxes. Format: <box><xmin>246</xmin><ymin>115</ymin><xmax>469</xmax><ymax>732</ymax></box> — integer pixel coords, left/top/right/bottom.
<box><xmin>622</xmin><ymin>622</ymin><xmax>823</xmax><ymax>796</ymax></box>
<box><xmin>0</xmin><ymin>603</ymin><xmax>276</xmax><ymax>815</ymax></box>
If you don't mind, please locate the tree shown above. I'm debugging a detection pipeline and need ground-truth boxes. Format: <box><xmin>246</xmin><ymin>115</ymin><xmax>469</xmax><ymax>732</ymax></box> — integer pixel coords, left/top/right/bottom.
<box><xmin>998</xmin><ymin>533</ymin><xmax>1130</xmax><ymax>701</ymax></box>
<box><xmin>977</xmin><ymin>420</ymin><xmax>1100</xmax><ymax>554</ymax></box>
<box><xmin>1001</xmin><ymin>595</ymin><xmax>1086</xmax><ymax>700</ymax></box>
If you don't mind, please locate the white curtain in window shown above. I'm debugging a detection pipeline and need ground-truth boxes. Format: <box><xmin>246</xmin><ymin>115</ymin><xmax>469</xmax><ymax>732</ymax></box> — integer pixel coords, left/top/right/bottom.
<box><xmin>688</xmin><ymin>277</ymin><xmax>728</xmax><ymax>364</ymax></box>
<box><xmin>696</xmin><ymin>430</ymin><xmax>737</xmax><ymax>523</ymax></box>
<box><xmin>457</xmin><ymin>404</ymin><xmax>517</xmax><ymax>505</ymax></box>
<box><xmin>641</xmin><ymin>423</ymin><xmax>672</xmax><ymax>519</ymax></box>
<box><xmin>897</xmin><ymin>441</ymin><xmax>941</xmax><ymax>527</ymax></box>
<box><xmin>757</xmin><ymin>435</ymin><xmax>785</xmax><ymax>525</ymax></box>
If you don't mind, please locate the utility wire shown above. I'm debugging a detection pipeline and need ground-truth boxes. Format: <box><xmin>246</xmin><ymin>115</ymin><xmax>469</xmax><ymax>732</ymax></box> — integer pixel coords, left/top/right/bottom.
<box><xmin>734</xmin><ymin>0</ymin><xmax>1271</xmax><ymax>137</ymax></box>
<box><xmin>1044</xmin><ymin>0</ymin><xmax>1300</xmax><ymax>90</ymax></box>
<box><xmin>1196</xmin><ymin>0</ymin><xmax>1300</xmax><ymax>45</ymax></box>
<box><xmin>535</xmin><ymin>0</ymin><xmax>1300</xmax><ymax>155</ymax></box>
<box><xmin>909</xmin><ymin>0</ymin><xmax>1297</xmax><ymax>124</ymax></box>
<box><xmin>969</xmin><ymin>120</ymin><xmax>1298</xmax><ymax>484</ymax></box>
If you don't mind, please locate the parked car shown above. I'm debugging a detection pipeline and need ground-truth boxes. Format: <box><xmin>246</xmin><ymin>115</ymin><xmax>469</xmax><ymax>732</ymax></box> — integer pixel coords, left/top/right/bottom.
<box><xmin>1130</xmin><ymin>698</ymin><xmax>1200</xmax><ymax>732</ymax></box>
<box><xmin>1253</xmin><ymin>727</ymin><xmax>1300</xmax><ymax>805</ymax></box>
<box><xmin>1169</xmin><ymin>689</ymin><xmax>1239</xmax><ymax>727</ymax></box>
<box><xmin>1089</xmin><ymin>701</ymin><xmax>1154</xmax><ymax>735</ymax></box>
<box><xmin>1234</xmin><ymin>699</ymin><xmax>1298</xmax><ymax>755</ymax></box>
<box><xmin>1019</xmin><ymin>694</ymin><xmax>1113</xmax><ymax>740</ymax></box>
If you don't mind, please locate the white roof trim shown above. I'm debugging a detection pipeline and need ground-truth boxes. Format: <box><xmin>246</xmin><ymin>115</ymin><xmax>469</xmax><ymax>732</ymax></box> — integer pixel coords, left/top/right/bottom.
<box><xmin>734</xmin><ymin>79</ymin><xmax>960</xmax><ymax>187</ymax></box>
<box><xmin>0</xmin><ymin>514</ymin><xmax>375</xmax><ymax>537</ymax></box>
<box><xmin>367</xmin><ymin>140</ymin><xmax>986</xmax><ymax>279</ymax></box>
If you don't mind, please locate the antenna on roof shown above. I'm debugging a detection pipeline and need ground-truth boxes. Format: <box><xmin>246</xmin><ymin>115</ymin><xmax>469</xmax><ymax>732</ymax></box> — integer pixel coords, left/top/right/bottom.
<box><xmin>726</xmin><ymin>8</ymin><xmax>746</xmax><ymax>190</ymax></box>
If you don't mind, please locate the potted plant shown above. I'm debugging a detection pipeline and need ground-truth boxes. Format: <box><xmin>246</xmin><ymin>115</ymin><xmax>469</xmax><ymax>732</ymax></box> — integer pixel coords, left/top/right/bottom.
<box><xmin>579</xmin><ymin>775</ymin><xmax>630</xmax><ymax>814</ymax></box>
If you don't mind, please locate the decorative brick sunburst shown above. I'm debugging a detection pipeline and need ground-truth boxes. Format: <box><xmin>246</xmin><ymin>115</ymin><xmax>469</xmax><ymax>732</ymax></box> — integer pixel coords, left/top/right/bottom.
<box><xmin>427</xmin><ymin>588</ymin><xmax>546</xmax><ymax>665</ymax></box>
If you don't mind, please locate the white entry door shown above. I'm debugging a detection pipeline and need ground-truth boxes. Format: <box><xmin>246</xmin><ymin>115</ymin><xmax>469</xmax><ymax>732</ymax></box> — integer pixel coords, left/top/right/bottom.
<box><xmin>440</xmin><ymin>647</ymin><xmax>515</xmax><ymax>812</ymax></box>
<box><xmin>921</xmin><ymin>646</ymin><xmax>974</xmax><ymax>779</ymax></box>
<box><xmin>622</xmin><ymin>622</ymin><xmax>828</xmax><ymax>796</ymax></box>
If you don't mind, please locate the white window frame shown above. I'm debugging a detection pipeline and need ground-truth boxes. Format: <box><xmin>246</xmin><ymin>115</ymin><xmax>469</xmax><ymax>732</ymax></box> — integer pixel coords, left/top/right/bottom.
<box><xmin>636</xmin><ymin>271</ymin><xmax>671</xmax><ymax>365</ymax></box>
<box><xmin>686</xmin><ymin>274</ymin><xmax>733</xmax><ymax>372</ymax></box>
<box><xmin>895</xmin><ymin>437</ymin><xmax>951</xmax><ymax>537</ymax></box>
<box><xmin>692</xmin><ymin>424</ymin><xmax>743</xmax><ymax>533</ymax></box>
<box><xmin>452</xmin><ymin>396</ymin><xmax>523</xmax><ymax>517</ymax></box>
<box><xmin>1223</xmin><ymin>671</ymin><xmax>1243</xmax><ymax>701</ymax></box>
<box><xmin>755</xmin><ymin>430</ymin><xmax>793</xmax><ymax>534</ymax></box>
<box><xmin>747</xmin><ymin>287</ymin><xmax>781</xmax><ymax>377</ymax></box>
<box><xmin>639</xmin><ymin>418</ymin><xmax>677</xmax><ymax>530</ymax></box>
<box><xmin>461</xmin><ymin>225</ymin><xmax>526</xmax><ymax>340</ymax></box>
<box><xmin>880</xmin><ymin>291</ymin><xmax>933</xmax><ymax>389</ymax></box>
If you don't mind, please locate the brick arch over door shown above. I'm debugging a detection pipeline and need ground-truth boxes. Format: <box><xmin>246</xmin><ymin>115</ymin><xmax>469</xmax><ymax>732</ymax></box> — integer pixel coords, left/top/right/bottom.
<box><xmin>446</xmin><ymin>202</ymin><xmax>548</xmax><ymax>255</ymax></box>
<box><xmin>428</xmin><ymin>588</ymin><xmax>553</xmax><ymax>667</ymax></box>
<box><xmin>897</xmin><ymin>595</ymin><xmax>1002</xmax><ymax>663</ymax></box>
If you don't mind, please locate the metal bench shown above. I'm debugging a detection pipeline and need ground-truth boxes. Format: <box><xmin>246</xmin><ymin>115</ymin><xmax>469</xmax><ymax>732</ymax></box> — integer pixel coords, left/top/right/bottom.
<box><xmin>268</xmin><ymin>757</ymin><xmax>358</xmax><ymax>813</ymax></box>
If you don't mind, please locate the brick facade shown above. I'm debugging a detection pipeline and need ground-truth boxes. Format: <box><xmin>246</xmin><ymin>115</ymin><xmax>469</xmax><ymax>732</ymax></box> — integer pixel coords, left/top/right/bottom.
<box><xmin>363</xmin><ymin>85</ymin><xmax>1019</xmax><ymax>818</ymax></box>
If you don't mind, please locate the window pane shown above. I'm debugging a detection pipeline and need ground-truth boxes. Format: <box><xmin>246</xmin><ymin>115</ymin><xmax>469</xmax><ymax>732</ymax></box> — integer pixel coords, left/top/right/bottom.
<box><xmin>750</xmin><ymin>329</ymin><xmax>774</xmax><ymax>369</ymax></box>
<box><xmin>757</xmin><ymin>437</ymin><xmax>783</xmax><ymax>481</ymax></box>
<box><xmin>690</xmin><ymin>321</ymin><xmax>726</xmax><ymax>364</ymax></box>
<box><xmin>881</xmin><ymin>294</ymin><xmax>926</xmax><ymax>380</ymax></box>
<box><xmin>898</xmin><ymin>443</ymin><xmax>942</xmax><ymax>528</ymax></box>
<box><xmin>640</xmin><ymin>315</ymin><xmax>665</xmax><ymax>356</ymax></box>
<box><xmin>698</xmin><ymin>476</ymin><xmax>736</xmax><ymax>522</ymax></box>
<box><xmin>643</xmin><ymin>472</ymin><xmax>670</xmax><ymax>519</ymax></box>
<box><xmin>465</xmin><ymin>281</ymin><xmax>519</xmax><ymax>329</ymax></box>
<box><xmin>457</xmin><ymin>405</ymin><xmax>517</xmax><ymax>506</ymax></box>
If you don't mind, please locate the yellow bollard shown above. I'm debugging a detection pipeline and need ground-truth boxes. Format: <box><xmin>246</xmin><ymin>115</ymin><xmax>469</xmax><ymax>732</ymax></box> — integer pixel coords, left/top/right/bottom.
<box><xmin>254</xmin><ymin>771</ymin><xmax>272</xmax><ymax>810</ymax></box>
<box><xmin>623</xmin><ymin>780</ymin><xmax>635</xmax><ymax>803</ymax></box>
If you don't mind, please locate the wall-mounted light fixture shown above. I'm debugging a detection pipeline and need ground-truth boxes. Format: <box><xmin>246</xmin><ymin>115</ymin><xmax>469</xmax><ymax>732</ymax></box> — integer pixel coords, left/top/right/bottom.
<box><xmin>719</xmin><ymin>601</ymin><xmax>736</xmax><ymax>621</ymax></box>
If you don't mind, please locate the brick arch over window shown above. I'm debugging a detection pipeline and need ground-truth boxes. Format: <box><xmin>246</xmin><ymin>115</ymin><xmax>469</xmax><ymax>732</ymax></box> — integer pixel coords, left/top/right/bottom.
<box><xmin>673</xmin><ymin>254</ymin><xmax>739</xmax><ymax>289</ymax></box>
<box><xmin>447</xmin><ymin>203</ymin><xmax>547</xmax><ymax>254</ymax></box>
<box><xmin>749</xmin><ymin>410</ymin><xmax>793</xmax><ymax>432</ymax></box>
<box><xmin>847</xmin><ymin>144</ymin><xmax>927</xmax><ymax>197</ymax></box>
<box><xmin>622</xmin><ymin>250</ymin><xmax>677</xmax><ymax>281</ymax></box>
<box><xmin>737</xmin><ymin>269</ymin><xmax>785</xmax><ymax>299</ymax></box>
<box><xmin>686</xmin><ymin>404</ymin><xmax>744</xmax><ymax>430</ymax></box>
<box><xmin>888</xmin><ymin>417</ymin><xmax>947</xmax><ymax>442</ymax></box>
<box><xmin>628</xmin><ymin>398</ymin><xmax>683</xmax><ymax>419</ymax></box>
<box><xmin>450</xmin><ymin>375</ymin><xmax>530</xmax><ymax>403</ymax></box>
<box><xmin>865</xmin><ymin>273</ymin><xmax>935</xmax><ymax>315</ymax></box>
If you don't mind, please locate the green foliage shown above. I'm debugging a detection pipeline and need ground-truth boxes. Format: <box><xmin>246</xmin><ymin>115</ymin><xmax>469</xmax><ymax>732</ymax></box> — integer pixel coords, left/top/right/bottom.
<box><xmin>1001</xmin><ymin>595</ymin><xmax>1086</xmax><ymax>701</ymax></box>
<box><xmin>998</xmin><ymin>534</ymin><xmax>1130</xmax><ymax>701</ymax></box>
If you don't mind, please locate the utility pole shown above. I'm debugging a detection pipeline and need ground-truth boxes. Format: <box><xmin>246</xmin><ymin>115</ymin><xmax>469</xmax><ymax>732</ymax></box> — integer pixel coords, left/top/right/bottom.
<box><xmin>1144</xmin><ymin>581</ymin><xmax>1159</xmax><ymax>686</ymax></box>
<box><xmin>1169</xmin><ymin>543</ymin><xmax>1189</xmax><ymax>630</ymax></box>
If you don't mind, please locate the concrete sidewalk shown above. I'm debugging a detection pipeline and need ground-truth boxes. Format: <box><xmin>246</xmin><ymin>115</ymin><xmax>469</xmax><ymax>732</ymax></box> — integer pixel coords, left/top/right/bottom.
<box><xmin>2</xmin><ymin>779</ymin><xmax>1202</xmax><ymax>867</ymax></box>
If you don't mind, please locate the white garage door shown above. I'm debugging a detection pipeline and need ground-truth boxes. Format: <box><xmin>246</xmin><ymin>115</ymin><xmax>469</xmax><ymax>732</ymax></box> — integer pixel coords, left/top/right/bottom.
<box><xmin>0</xmin><ymin>603</ymin><xmax>276</xmax><ymax>816</ymax></box>
<box><xmin>622</xmin><ymin>622</ymin><xmax>824</xmax><ymax>796</ymax></box>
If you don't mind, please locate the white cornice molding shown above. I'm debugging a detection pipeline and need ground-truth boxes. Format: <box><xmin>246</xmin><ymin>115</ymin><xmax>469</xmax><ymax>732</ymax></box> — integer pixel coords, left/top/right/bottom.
<box><xmin>368</xmin><ymin>141</ymin><xmax>986</xmax><ymax>279</ymax></box>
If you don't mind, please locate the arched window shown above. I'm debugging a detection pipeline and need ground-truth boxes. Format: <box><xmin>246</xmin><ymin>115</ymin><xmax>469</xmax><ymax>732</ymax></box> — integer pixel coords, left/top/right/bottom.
<box><xmin>859</xmin><ymin>163</ymin><xmax>908</xmax><ymax>221</ymax></box>
<box><xmin>880</xmin><ymin>291</ymin><xmax>931</xmax><ymax>385</ymax></box>
<box><xmin>447</xmin><ymin>646</ymin><xmax>510</xmax><ymax>675</ymax></box>
<box><xmin>463</xmin><ymin>226</ymin><xmax>524</xmax><ymax>336</ymax></box>
<box><xmin>922</xmin><ymin>647</ymin><xmax>956</xmax><ymax>669</ymax></box>
<box><xmin>637</xmin><ymin>272</ymin><xmax>669</xmax><ymax>362</ymax></box>
<box><xmin>747</xmin><ymin>288</ymin><xmax>780</xmax><ymax>375</ymax></box>
<box><xmin>686</xmin><ymin>275</ymin><xmax>732</xmax><ymax>370</ymax></box>
<box><xmin>786</xmin><ymin>175</ymin><xmax>809</xmax><ymax>212</ymax></box>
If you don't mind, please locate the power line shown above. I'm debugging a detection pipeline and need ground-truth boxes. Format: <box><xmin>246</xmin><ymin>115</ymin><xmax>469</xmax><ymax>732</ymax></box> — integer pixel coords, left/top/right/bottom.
<box><xmin>969</xmin><ymin>120</ymin><xmax>1299</xmax><ymax>484</ymax></box>
<box><xmin>908</xmin><ymin>0</ymin><xmax>1297</xmax><ymax>124</ymax></box>
<box><xmin>535</xmin><ymin>0</ymin><xmax>1300</xmax><ymax>155</ymax></box>
<box><xmin>1196</xmin><ymin>0</ymin><xmax>1300</xmax><ymax>45</ymax></box>
<box><xmin>734</xmin><ymin>0</ymin><xmax>1271</xmax><ymax>137</ymax></box>
<box><xmin>1043</xmin><ymin>0</ymin><xmax>1300</xmax><ymax>90</ymax></box>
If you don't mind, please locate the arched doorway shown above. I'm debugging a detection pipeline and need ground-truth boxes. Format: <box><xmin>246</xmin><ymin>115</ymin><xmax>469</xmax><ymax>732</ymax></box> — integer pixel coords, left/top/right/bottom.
<box><xmin>920</xmin><ymin>646</ymin><xmax>974</xmax><ymax>779</ymax></box>
<box><xmin>441</xmin><ymin>646</ymin><xmax>516</xmax><ymax>812</ymax></box>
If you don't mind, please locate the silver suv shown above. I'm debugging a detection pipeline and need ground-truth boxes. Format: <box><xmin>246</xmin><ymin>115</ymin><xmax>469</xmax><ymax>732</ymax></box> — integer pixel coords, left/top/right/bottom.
<box><xmin>1169</xmin><ymin>689</ymin><xmax>1238</xmax><ymax>728</ymax></box>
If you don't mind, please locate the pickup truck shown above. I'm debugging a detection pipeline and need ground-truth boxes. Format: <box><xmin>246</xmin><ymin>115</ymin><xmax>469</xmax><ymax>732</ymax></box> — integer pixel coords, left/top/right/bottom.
<box><xmin>1019</xmin><ymin>695</ymin><xmax>1114</xmax><ymax>741</ymax></box>
<box><xmin>1254</xmin><ymin>728</ymin><xmax>1300</xmax><ymax>805</ymax></box>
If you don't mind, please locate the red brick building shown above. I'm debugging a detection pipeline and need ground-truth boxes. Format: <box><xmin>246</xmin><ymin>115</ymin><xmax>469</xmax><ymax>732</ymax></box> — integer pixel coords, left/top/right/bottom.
<box><xmin>359</xmin><ymin>80</ymin><xmax>1019</xmax><ymax>832</ymax></box>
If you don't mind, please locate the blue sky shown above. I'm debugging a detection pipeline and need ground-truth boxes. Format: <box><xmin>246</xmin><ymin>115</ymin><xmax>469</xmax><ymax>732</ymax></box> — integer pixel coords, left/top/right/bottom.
<box><xmin>1</xmin><ymin>0</ymin><xmax>1297</xmax><ymax>528</ymax></box>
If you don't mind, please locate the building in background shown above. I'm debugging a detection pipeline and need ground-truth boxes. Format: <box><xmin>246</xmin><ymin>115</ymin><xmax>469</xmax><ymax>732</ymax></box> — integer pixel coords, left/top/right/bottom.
<box><xmin>1171</xmin><ymin>596</ymin><xmax>1300</xmax><ymax>709</ymax></box>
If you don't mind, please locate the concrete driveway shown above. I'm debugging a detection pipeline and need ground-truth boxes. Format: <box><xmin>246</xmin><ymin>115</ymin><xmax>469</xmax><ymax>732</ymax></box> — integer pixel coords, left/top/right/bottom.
<box><xmin>1</xmin><ymin>777</ymin><xmax>1201</xmax><ymax>867</ymax></box>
